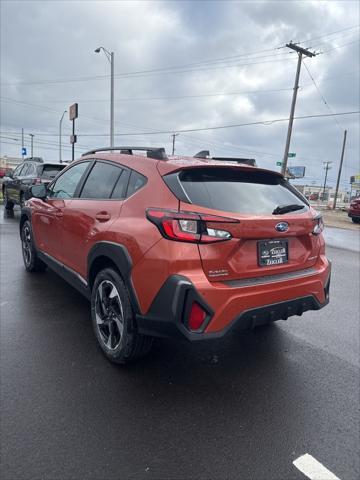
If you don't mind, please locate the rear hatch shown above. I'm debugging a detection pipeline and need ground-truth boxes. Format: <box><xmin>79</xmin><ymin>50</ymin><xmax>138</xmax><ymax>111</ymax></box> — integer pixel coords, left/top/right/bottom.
<box><xmin>38</xmin><ymin>164</ymin><xmax>65</xmax><ymax>183</ymax></box>
<box><xmin>163</xmin><ymin>166</ymin><xmax>321</xmax><ymax>282</ymax></box>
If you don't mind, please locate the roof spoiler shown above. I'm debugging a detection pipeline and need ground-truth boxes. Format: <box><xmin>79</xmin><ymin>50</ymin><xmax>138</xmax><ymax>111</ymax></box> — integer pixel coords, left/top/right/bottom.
<box><xmin>82</xmin><ymin>146</ymin><xmax>168</xmax><ymax>160</ymax></box>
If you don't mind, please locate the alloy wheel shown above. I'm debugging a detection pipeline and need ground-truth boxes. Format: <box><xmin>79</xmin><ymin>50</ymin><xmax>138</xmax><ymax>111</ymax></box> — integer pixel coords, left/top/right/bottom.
<box><xmin>95</xmin><ymin>280</ymin><xmax>124</xmax><ymax>350</ymax></box>
<box><xmin>22</xmin><ymin>224</ymin><xmax>32</xmax><ymax>267</ymax></box>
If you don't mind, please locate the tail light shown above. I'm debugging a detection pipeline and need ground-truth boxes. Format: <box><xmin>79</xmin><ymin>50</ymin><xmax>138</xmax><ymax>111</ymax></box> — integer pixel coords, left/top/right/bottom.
<box><xmin>312</xmin><ymin>213</ymin><xmax>324</xmax><ymax>235</ymax></box>
<box><xmin>146</xmin><ymin>208</ymin><xmax>239</xmax><ymax>243</ymax></box>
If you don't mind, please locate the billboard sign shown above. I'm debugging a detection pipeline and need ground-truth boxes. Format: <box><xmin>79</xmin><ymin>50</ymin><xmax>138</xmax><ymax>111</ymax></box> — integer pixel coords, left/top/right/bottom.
<box><xmin>288</xmin><ymin>166</ymin><xmax>305</xmax><ymax>178</ymax></box>
<box><xmin>69</xmin><ymin>103</ymin><xmax>78</xmax><ymax>121</ymax></box>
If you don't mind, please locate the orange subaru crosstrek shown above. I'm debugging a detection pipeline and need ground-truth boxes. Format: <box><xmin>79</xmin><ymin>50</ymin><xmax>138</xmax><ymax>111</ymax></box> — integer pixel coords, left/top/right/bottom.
<box><xmin>20</xmin><ymin>147</ymin><xmax>331</xmax><ymax>364</ymax></box>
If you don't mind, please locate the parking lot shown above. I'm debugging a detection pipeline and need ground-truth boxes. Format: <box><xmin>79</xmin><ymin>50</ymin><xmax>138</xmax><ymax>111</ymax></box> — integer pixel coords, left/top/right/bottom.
<box><xmin>1</xmin><ymin>205</ymin><xmax>359</xmax><ymax>480</ymax></box>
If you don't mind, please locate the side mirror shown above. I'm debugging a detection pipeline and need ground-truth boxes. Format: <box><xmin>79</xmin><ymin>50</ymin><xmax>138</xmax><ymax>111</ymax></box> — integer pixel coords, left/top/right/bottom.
<box><xmin>30</xmin><ymin>184</ymin><xmax>47</xmax><ymax>200</ymax></box>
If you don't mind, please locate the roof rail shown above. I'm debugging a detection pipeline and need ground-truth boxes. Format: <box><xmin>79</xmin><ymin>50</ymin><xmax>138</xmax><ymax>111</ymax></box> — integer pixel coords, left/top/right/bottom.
<box><xmin>194</xmin><ymin>150</ymin><xmax>210</xmax><ymax>158</ymax></box>
<box><xmin>81</xmin><ymin>146</ymin><xmax>168</xmax><ymax>160</ymax></box>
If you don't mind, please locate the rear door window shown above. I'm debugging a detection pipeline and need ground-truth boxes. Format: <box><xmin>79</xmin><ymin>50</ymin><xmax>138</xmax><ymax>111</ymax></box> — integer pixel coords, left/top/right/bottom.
<box><xmin>111</xmin><ymin>169</ymin><xmax>130</xmax><ymax>199</ymax></box>
<box><xmin>126</xmin><ymin>170</ymin><xmax>147</xmax><ymax>197</ymax></box>
<box><xmin>80</xmin><ymin>161</ymin><xmax>123</xmax><ymax>199</ymax></box>
<box><xmin>25</xmin><ymin>164</ymin><xmax>36</xmax><ymax>176</ymax></box>
<box><xmin>15</xmin><ymin>164</ymin><xmax>27</xmax><ymax>176</ymax></box>
<box><xmin>166</xmin><ymin>168</ymin><xmax>308</xmax><ymax>215</ymax></box>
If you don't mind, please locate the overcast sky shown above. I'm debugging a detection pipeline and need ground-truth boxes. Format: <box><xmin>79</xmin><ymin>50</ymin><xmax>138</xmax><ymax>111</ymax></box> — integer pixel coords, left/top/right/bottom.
<box><xmin>1</xmin><ymin>0</ymin><xmax>359</xmax><ymax>190</ymax></box>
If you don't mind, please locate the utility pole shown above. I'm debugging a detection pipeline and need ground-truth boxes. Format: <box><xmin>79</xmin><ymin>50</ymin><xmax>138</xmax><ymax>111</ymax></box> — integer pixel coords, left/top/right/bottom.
<box><xmin>29</xmin><ymin>134</ymin><xmax>34</xmax><ymax>158</ymax></box>
<box><xmin>333</xmin><ymin>130</ymin><xmax>347</xmax><ymax>209</ymax></box>
<box><xmin>281</xmin><ymin>43</ymin><xmax>315</xmax><ymax>176</ymax></box>
<box><xmin>21</xmin><ymin>128</ymin><xmax>24</xmax><ymax>160</ymax></box>
<box><xmin>322</xmin><ymin>161</ymin><xmax>332</xmax><ymax>202</ymax></box>
<box><xmin>110</xmin><ymin>51</ymin><xmax>114</xmax><ymax>148</ymax></box>
<box><xmin>171</xmin><ymin>133</ymin><xmax>179</xmax><ymax>155</ymax></box>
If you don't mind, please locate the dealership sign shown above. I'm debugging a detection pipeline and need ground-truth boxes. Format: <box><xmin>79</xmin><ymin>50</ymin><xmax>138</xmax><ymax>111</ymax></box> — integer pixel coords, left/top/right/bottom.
<box><xmin>288</xmin><ymin>166</ymin><xmax>305</xmax><ymax>178</ymax></box>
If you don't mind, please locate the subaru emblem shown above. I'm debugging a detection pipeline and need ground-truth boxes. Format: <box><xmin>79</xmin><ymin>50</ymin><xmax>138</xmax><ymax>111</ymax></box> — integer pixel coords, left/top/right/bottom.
<box><xmin>275</xmin><ymin>222</ymin><xmax>289</xmax><ymax>232</ymax></box>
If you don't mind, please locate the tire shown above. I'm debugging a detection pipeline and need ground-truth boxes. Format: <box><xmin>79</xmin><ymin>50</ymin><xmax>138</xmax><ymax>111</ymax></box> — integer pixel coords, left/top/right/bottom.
<box><xmin>3</xmin><ymin>188</ymin><xmax>14</xmax><ymax>210</ymax></box>
<box><xmin>21</xmin><ymin>220</ymin><xmax>47</xmax><ymax>272</ymax></box>
<box><xmin>20</xmin><ymin>192</ymin><xmax>25</xmax><ymax>208</ymax></box>
<box><xmin>91</xmin><ymin>268</ymin><xmax>153</xmax><ymax>364</ymax></box>
<box><xmin>352</xmin><ymin>217</ymin><xmax>360</xmax><ymax>224</ymax></box>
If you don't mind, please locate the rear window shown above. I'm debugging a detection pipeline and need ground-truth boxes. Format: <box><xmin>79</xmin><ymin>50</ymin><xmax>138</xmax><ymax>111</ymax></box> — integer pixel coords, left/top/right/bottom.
<box><xmin>40</xmin><ymin>165</ymin><xmax>65</xmax><ymax>179</ymax></box>
<box><xmin>166</xmin><ymin>168</ymin><xmax>308</xmax><ymax>215</ymax></box>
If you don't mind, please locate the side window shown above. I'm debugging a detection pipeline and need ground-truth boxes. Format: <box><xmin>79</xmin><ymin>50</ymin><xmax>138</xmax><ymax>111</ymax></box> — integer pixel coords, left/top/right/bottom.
<box><xmin>22</xmin><ymin>164</ymin><xmax>35</xmax><ymax>176</ymax></box>
<box><xmin>126</xmin><ymin>170</ymin><xmax>147</xmax><ymax>197</ymax></box>
<box><xmin>49</xmin><ymin>161</ymin><xmax>90</xmax><ymax>199</ymax></box>
<box><xmin>111</xmin><ymin>169</ymin><xmax>130</xmax><ymax>199</ymax></box>
<box><xmin>80</xmin><ymin>162</ymin><xmax>123</xmax><ymax>199</ymax></box>
<box><xmin>26</xmin><ymin>164</ymin><xmax>36</xmax><ymax>176</ymax></box>
<box><xmin>14</xmin><ymin>164</ymin><xmax>26</xmax><ymax>176</ymax></box>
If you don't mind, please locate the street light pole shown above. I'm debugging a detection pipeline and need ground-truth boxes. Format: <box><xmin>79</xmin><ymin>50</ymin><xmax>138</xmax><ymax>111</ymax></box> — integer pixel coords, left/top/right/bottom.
<box><xmin>29</xmin><ymin>134</ymin><xmax>34</xmax><ymax>157</ymax></box>
<box><xmin>95</xmin><ymin>47</ymin><xmax>115</xmax><ymax>147</ymax></box>
<box><xmin>59</xmin><ymin>110</ymin><xmax>67</xmax><ymax>163</ymax></box>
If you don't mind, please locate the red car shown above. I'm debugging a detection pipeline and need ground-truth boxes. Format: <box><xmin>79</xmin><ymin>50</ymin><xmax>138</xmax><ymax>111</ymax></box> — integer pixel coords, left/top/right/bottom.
<box><xmin>20</xmin><ymin>147</ymin><xmax>331</xmax><ymax>364</ymax></box>
<box><xmin>348</xmin><ymin>197</ymin><xmax>360</xmax><ymax>223</ymax></box>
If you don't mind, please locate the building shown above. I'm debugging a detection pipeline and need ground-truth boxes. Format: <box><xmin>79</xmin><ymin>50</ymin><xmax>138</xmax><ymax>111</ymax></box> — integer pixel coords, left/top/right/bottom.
<box><xmin>294</xmin><ymin>184</ymin><xmax>348</xmax><ymax>203</ymax></box>
<box><xmin>0</xmin><ymin>155</ymin><xmax>23</xmax><ymax>171</ymax></box>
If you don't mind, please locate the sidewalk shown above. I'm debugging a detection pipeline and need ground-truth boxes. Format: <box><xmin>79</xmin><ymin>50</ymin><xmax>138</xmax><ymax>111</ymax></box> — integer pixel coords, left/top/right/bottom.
<box><xmin>319</xmin><ymin>208</ymin><xmax>359</xmax><ymax>231</ymax></box>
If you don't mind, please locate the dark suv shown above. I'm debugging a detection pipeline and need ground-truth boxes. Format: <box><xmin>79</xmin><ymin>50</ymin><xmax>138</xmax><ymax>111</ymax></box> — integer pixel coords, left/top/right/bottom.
<box><xmin>20</xmin><ymin>147</ymin><xmax>331</xmax><ymax>365</ymax></box>
<box><xmin>3</xmin><ymin>158</ymin><xmax>65</xmax><ymax>210</ymax></box>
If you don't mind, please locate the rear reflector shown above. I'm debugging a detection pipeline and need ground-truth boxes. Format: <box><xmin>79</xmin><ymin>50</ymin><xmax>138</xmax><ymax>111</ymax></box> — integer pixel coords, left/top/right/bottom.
<box><xmin>188</xmin><ymin>302</ymin><xmax>207</xmax><ymax>331</ymax></box>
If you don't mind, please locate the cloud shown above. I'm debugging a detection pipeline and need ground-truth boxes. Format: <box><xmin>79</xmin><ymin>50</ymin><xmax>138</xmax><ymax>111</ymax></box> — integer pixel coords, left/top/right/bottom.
<box><xmin>0</xmin><ymin>0</ymin><xmax>359</xmax><ymax>190</ymax></box>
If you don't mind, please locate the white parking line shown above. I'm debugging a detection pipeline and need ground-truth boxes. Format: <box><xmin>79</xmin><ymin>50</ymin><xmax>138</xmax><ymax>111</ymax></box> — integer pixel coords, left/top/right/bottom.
<box><xmin>293</xmin><ymin>454</ymin><xmax>341</xmax><ymax>480</ymax></box>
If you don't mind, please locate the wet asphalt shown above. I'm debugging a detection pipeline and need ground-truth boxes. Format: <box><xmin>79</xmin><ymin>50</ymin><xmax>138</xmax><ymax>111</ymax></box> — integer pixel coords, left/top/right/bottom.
<box><xmin>0</xmin><ymin>206</ymin><xmax>359</xmax><ymax>480</ymax></box>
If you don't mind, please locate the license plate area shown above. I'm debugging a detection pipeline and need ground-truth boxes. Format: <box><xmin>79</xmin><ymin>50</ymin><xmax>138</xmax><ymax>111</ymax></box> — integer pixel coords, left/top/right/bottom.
<box><xmin>258</xmin><ymin>239</ymin><xmax>288</xmax><ymax>266</ymax></box>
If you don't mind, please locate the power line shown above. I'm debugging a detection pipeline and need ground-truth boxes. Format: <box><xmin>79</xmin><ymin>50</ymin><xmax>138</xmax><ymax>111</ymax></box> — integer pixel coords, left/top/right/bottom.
<box><xmin>298</xmin><ymin>24</ymin><xmax>360</xmax><ymax>46</ymax></box>
<box><xmin>303</xmin><ymin>61</ymin><xmax>343</xmax><ymax>131</ymax></box>
<box><xmin>2</xmin><ymin>111</ymin><xmax>358</xmax><ymax>140</ymax></box>
<box><xmin>0</xmin><ymin>55</ymin><xmax>295</xmax><ymax>87</ymax></box>
<box><xmin>62</xmin><ymin>111</ymin><xmax>360</xmax><ymax>136</ymax></box>
<box><xmin>3</xmin><ymin>68</ymin><xmax>357</xmax><ymax>106</ymax></box>
<box><xmin>319</xmin><ymin>39</ymin><xmax>360</xmax><ymax>54</ymax></box>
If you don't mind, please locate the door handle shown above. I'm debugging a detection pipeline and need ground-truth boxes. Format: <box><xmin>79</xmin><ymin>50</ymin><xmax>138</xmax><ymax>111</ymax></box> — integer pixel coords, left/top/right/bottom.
<box><xmin>95</xmin><ymin>212</ymin><xmax>111</xmax><ymax>222</ymax></box>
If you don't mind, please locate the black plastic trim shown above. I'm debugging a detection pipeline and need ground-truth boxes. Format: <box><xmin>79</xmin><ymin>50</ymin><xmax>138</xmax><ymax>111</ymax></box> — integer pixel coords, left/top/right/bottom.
<box><xmin>136</xmin><ymin>273</ymin><xmax>330</xmax><ymax>341</ymax></box>
<box><xmin>223</xmin><ymin>267</ymin><xmax>318</xmax><ymax>287</ymax></box>
<box><xmin>38</xmin><ymin>251</ymin><xmax>91</xmax><ymax>299</ymax></box>
<box><xmin>87</xmin><ymin>241</ymin><xmax>141</xmax><ymax>314</ymax></box>
<box><xmin>136</xmin><ymin>275</ymin><xmax>214</xmax><ymax>340</ymax></box>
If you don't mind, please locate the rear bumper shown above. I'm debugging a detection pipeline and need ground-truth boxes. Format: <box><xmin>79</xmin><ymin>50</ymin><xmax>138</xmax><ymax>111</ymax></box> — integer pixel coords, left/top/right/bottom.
<box><xmin>136</xmin><ymin>257</ymin><xmax>331</xmax><ymax>341</ymax></box>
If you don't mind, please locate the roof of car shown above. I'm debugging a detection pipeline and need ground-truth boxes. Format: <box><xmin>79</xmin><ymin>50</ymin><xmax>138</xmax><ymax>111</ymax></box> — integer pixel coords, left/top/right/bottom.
<box><xmin>79</xmin><ymin>151</ymin><xmax>283</xmax><ymax>180</ymax></box>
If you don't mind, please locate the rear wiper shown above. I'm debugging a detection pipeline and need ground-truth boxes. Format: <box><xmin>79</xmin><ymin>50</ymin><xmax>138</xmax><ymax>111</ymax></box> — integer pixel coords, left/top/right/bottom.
<box><xmin>272</xmin><ymin>204</ymin><xmax>304</xmax><ymax>215</ymax></box>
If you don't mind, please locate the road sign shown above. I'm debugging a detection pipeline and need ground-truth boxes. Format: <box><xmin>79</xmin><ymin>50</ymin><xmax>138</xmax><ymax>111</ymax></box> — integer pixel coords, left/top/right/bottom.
<box><xmin>70</xmin><ymin>134</ymin><xmax>77</xmax><ymax>144</ymax></box>
<box><xmin>276</xmin><ymin>161</ymin><xmax>282</xmax><ymax>166</ymax></box>
<box><xmin>288</xmin><ymin>153</ymin><xmax>296</xmax><ymax>158</ymax></box>
<box><xmin>69</xmin><ymin>103</ymin><xmax>78</xmax><ymax>121</ymax></box>
<box><xmin>22</xmin><ymin>147</ymin><xmax>27</xmax><ymax>156</ymax></box>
